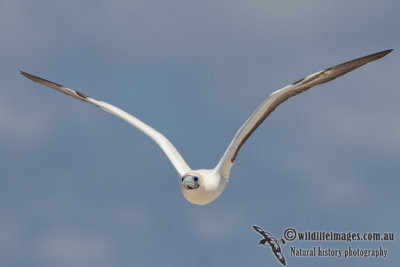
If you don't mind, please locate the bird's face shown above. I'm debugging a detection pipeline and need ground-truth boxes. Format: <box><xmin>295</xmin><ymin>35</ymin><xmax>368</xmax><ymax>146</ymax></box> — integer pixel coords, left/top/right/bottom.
<box><xmin>181</xmin><ymin>174</ymin><xmax>200</xmax><ymax>190</ymax></box>
<box><xmin>180</xmin><ymin>169</ymin><xmax>228</xmax><ymax>205</ymax></box>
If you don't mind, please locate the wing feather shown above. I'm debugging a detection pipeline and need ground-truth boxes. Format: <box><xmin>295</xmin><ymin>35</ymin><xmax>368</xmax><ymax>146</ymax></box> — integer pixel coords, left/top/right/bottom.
<box><xmin>216</xmin><ymin>49</ymin><xmax>392</xmax><ymax>178</ymax></box>
<box><xmin>20</xmin><ymin>71</ymin><xmax>191</xmax><ymax>177</ymax></box>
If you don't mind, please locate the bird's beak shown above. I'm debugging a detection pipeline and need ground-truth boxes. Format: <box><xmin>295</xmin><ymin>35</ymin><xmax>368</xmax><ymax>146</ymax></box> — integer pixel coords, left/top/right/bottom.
<box><xmin>182</xmin><ymin>176</ymin><xmax>199</xmax><ymax>190</ymax></box>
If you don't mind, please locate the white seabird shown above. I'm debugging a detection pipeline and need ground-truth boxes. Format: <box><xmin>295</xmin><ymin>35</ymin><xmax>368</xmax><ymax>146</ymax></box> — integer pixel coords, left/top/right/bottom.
<box><xmin>20</xmin><ymin>49</ymin><xmax>392</xmax><ymax>205</ymax></box>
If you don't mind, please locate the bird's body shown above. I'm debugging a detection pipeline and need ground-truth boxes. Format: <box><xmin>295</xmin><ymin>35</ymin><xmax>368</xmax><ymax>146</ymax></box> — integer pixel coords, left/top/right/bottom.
<box><xmin>20</xmin><ymin>49</ymin><xmax>392</xmax><ymax>205</ymax></box>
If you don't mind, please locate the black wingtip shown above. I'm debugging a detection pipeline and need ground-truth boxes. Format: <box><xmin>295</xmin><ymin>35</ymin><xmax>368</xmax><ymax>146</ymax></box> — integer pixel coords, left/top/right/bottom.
<box><xmin>378</xmin><ymin>49</ymin><xmax>393</xmax><ymax>57</ymax></box>
<box><xmin>19</xmin><ymin>70</ymin><xmax>28</xmax><ymax>77</ymax></box>
<box><xmin>19</xmin><ymin>70</ymin><xmax>38</xmax><ymax>81</ymax></box>
<box><xmin>362</xmin><ymin>49</ymin><xmax>394</xmax><ymax>62</ymax></box>
<box><xmin>19</xmin><ymin>70</ymin><xmax>37</xmax><ymax>81</ymax></box>
<box><xmin>19</xmin><ymin>70</ymin><xmax>65</xmax><ymax>88</ymax></box>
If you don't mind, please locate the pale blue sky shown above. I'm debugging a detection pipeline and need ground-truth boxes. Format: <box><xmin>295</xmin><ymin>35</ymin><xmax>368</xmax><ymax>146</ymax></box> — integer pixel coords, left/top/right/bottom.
<box><xmin>1</xmin><ymin>0</ymin><xmax>399</xmax><ymax>266</ymax></box>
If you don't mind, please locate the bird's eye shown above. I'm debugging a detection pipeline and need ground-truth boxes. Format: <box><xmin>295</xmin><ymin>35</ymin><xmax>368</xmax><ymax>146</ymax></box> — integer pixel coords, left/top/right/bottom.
<box><xmin>194</xmin><ymin>177</ymin><xmax>199</xmax><ymax>182</ymax></box>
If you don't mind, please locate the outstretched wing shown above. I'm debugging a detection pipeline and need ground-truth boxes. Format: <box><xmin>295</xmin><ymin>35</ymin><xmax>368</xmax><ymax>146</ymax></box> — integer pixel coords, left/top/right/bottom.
<box><xmin>253</xmin><ymin>225</ymin><xmax>268</xmax><ymax>238</ymax></box>
<box><xmin>269</xmin><ymin>239</ymin><xmax>286</xmax><ymax>265</ymax></box>
<box><xmin>215</xmin><ymin>49</ymin><xmax>392</xmax><ymax>178</ymax></box>
<box><xmin>20</xmin><ymin>71</ymin><xmax>191</xmax><ymax>177</ymax></box>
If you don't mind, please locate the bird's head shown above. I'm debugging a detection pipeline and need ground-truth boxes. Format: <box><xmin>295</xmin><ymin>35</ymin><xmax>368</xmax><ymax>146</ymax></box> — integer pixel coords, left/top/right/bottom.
<box><xmin>181</xmin><ymin>174</ymin><xmax>201</xmax><ymax>190</ymax></box>
<box><xmin>180</xmin><ymin>169</ymin><xmax>227</xmax><ymax>205</ymax></box>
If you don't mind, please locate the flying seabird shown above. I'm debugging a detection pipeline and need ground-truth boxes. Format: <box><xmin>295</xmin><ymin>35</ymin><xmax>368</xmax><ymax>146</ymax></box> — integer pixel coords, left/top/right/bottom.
<box><xmin>20</xmin><ymin>49</ymin><xmax>392</xmax><ymax>205</ymax></box>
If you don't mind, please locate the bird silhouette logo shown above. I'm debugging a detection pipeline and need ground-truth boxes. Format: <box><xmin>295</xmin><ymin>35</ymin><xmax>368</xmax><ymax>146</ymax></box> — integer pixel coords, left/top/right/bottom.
<box><xmin>253</xmin><ymin>225</ymin><xmax>286</xmax><ymax>265</ymax></box>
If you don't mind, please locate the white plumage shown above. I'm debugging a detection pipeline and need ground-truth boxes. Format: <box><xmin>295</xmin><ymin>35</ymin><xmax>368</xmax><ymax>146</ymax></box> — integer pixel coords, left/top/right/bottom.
<box><xmin>21</xmin><ymin>49</ymin><xmax>392</xmax><ymax>205</ymax></box>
